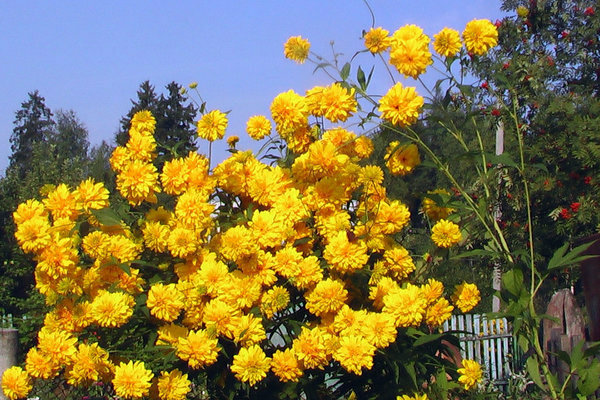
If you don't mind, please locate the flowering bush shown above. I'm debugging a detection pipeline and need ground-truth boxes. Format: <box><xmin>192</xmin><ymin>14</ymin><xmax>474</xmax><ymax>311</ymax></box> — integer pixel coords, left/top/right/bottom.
<box><xmin>15</xmin><ymin>5</ymin><xmax>600</xmax><ymax>399</ymax></box>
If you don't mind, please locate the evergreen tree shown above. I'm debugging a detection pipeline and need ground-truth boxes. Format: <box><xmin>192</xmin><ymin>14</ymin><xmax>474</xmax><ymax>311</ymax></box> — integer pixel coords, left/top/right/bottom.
<box><xmin>8</xmin><ymin>91</ymin><xmax>54</xmax><ymax>179</ymax></box>
<box><xmin>51</xmin><ymin>109</ymin><xmax>90</xmax><ymax>163</ymax></box>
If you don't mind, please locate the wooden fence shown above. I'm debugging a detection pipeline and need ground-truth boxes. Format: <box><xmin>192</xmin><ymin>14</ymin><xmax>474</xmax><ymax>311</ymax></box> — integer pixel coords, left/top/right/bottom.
<box><xmin>443</xmin><ymin>314</ymin><xmax>518</xmax><ymax>390</ymax></box>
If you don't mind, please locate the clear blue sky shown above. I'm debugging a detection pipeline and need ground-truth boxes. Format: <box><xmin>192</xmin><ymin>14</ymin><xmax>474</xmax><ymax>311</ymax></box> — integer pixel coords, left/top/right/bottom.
<box><xmin>0</xmin><ymin>1</ymin><xmax>505</xmax><ymax>174</ymax></box>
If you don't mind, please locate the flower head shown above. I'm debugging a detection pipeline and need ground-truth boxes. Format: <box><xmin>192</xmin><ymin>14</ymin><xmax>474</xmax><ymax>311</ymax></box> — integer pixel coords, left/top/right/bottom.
<box><xmin>157</xmin><ymin>369</ymin><xmax>191</xmax><ymax>400</ymax></box>
<box><xmin>197</xmin><ymin>110</ymin><xmax>228</xmax><ymax>141</ymax></box>
<box><xmin>284</xmin><ymin>36</ymin><xmax>310</xmax><ymax>63</ymax></box>
<box><xmin>463</xmin><ymin>19</ymin><xmax>498</xmax><ymax>55</ymax></box>
<box><xmin>364</xmin><ymin>27</ymin><xmax>391</xmax><ymax>53</ymax></box>
<box><xmin>451</xmin><ymin>282</ymin><xmax>481</xmax><ymax>313</ymax></box>
<box><xmin>431</xmin><ymin>219</ymin><xmax>461</xmax><ymax>248</ymax></box>
<box><xmin>1</xmin><ymin>366</ymin><xmax>32</xmax><ymax>400</ymax></box>
<box><xmin>246</xmin><ymin>115</ymin><xmax>272</xmax><ymax>140</ymax></box>
<box><xmin>112</xmin><ymin>360</ymin><xmax>153</xmax><ymax>399</ymax></box>
<box><xmin>379</xmin><ymin>83</ymin><xmax>423</xmax><ymax>127</ymax></box>
<box><xmin>333</xmin><ymin>335</ymin><xmax>376</xmax><ymax>375</ymax></box>
<box><xmin>384</xmin><ymin>141</ymin><xmax>421</xmax><ymax>176</ymax></box>
<box><xmin>457</xmin><ymin>359</ymin><xmax>483</xmax><ymax>389</ymax></box>
<box><xmin>433</xmin><ymin>27</ymin><xmax>462</xmax><ymax>57</ymax></box>
<box><xmin>230</xmin><ymin>345</ymin><xmax>271</xmax><ymax>386</ymax></box>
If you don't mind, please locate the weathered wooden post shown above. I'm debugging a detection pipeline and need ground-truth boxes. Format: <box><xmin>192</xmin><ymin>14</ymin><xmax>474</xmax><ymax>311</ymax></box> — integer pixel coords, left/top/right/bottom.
<box><xmin>543</xmin><ymin>289</ymin><xmax>586</xmax><ymax>382</ymax></box>
<box><xmin>0</xmin><ymin>327</ymin><xmax>18</xmax><ymax>400</ymax></box>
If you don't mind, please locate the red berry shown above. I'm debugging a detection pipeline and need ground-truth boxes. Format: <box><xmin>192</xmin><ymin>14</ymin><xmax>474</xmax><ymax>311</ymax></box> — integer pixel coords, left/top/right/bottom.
<box><xmin>584</xmin><ymin>7</ymin><xmax>595</xmax><ymax>16</ymax></box>
<box><xmin>503</xmin><ymin>62</ymin><xmax>511</xmax><ymax>69</ymax></box>
<box><xmin>481</xmin><ymin>81</ymin><xmax>489</xmax><ymax>89</ymax></box>
<box><xmin>491</xmin><ymin>109</ymin><xmax>501</xmax><ymax>117</ymax></box>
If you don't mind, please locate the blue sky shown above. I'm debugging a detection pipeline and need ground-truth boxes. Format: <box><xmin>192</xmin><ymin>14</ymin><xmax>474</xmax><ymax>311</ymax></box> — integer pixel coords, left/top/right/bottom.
<box><xmin>0</xmin><ymin>1</ymin><xmax>505</xmax><ymax>174</ymax></box>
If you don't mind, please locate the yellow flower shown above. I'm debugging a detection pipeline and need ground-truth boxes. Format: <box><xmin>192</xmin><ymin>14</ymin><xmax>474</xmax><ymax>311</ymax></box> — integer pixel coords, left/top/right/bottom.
<box><xmin>431</xmin><ymin>219</ymin><xmax>462</xmax><ymax>248</ymax></box>
<box><xmin>233</xmin><ymin>314</ymin><xmax>266</xmax><ymax>347</ymax></box>
<box><xmin>292</xmin><ymin>327</ymin><xmax>330</xmax><ymax>370</ymax></box>
<box><xmin>14</xmin><ymin>216</ymin><xmax>51</xmax><ymax>254</ymax></box>
<box><xmin>391</xmin><ymin>24</ymin><xmax>430</xmax><ymax>48</ymax></box>
<box><xmin>116</xmin><ymin>159</ymin><xmax>160</xmax><ymax>205</ymax></box>
<box><xmin>147</xmin><ymin>283</ymin><xmax>184</xmax><ymax>322</ymax></box>
<box><xmin>364</xmin><ymin>27</ymin><xmax>391</xmax><ymax>53</ymax></box>
<box><xmin>230</xmin><ymin>345</ymin><xmax>271</xmax><ymax>386</ymax></box>
<box><xmin>227</xmin><ymin>135</ymin><xmax>239</xmax><ymax>148</ymax></box>
<box><xmin>433</xmin><ymin>27</ymin><xmax>462</xmax><ymax>57</ymax></box>
<box><xmin>422</xmin><ymin>189</ymin><xmax>455</xmax><ymax>221</ymax></box>
<box><xmin>284</xmin><ymin>35</ymin><xmax>310</xmax><ymax>63</ymax></box>
<box><xmin>43</xmin><ymin>183</ymin><xmax>79</xmax><ymax>220</ymax></box>
<box><xmin>451</xmin><ymin>282</ymin><xmax>481</xmax><ymax>313</ymax></box>
<box><xmin>167</xmin><ymin>226</ymin><xmax>198</xmax><ymax>258</ymax></box>
<box><xmin>305</xmin><ymin>278</ymin><xmax>348</xmax><ymax>317</ymax></box>
<box><xmin>202</xmin><ymin>299</ymin><xmax>241</xmax><ymax>339</ymax></box>
<box><xmin>323</xmin><ymin>230</ymin><xmax>369</xmax><ymax>274</ymax></box>
<box><xmin>74</xmin><ymin>178</ymin><xmax>109</xmax><ymax>212</ymax></box>
<box><xmin>157</xmin><ymin>323</ymin><xmax>189</xmax><ymax>347</ymax></box>
<box><xmin>25</xmin><ymin>347</ymin><xmax>60</xmax><ymax>379</ymax></box>
<box><xmin>425</xmin><ymin>298</ymin><xmax>454</xmax><ymax>327</ymax></box>
<box><xmin>379</xmin><ymin>83</ymin><xmax>423</xmax><ymax>127</ymax></box>
<box><xmin>246</xmin><ymin>115</ymin><xmax>272</xmax><ymax>140</ymax></box>
<box><xmin>397</xmin><ymin>394</ymin><xmax>428</xmax><ymax>400</ymax></box>
<box><xmin>305</xmin><ymin>83</ymin><xmax>357</xmax><ymax>123</ymax></box>
<box><xmin>90</xmin><ymin>290</ymin><xmax>134</xmax><ymax>327</ymax></box>
<box><xmin>112</xmin><ymin>360</ymin><xmax>153</xmax><ymax>399</ymax></box>
<box><xmin>421</xmin><ymin>278</ymin><xmax>444</xmax><ymax>305</ymax></box>
<box><xmin>383</xmin><ymin>284</ymin><xmax>426</xmax><ymax>328</ymax></box>
<box><xmin>260</xmin><ymin>286</ymin><xmax>290</xmax><ymax>319</ymax></box>
<box><xmin>334</xmin><ymin>335</ymin><xmax>376</xmax><ymax>375</ymax></box>
<box><xmin>362</xmin><ymin>312</ymin><xmax>397</xmax><ymax>348</ymax></box>
<box><xmin>157</xmin><ymin>369</ymin><xmax>191</xmax><ymax>400</ymax></box>
<box><xmin>142</xmin><ymin>221</ymin><xmax>169</xmax><ymax>253</ymax></box>
<box><xmin>196</xmin><ymin>110</ymin><xmax>228</xmax><ymax>141</ymax></box>
<box><xmin>161</xmin><ymin>157</ymin><xmax>188</xmax><ymax>195</ymax></box>
<box><xmin>270</xmin><ymin>90</ymin><xmax>309</xmax><ymax>136</ymax></box>
<box><xmin>65</xmin><ymin>343</ymin><xmax>112</xmax><ymax>386</ymax></box>
<box><xmin>1</xmin><ymin>366</ymin><xmax>32</xmax><ymax>400</ymax></box>
<box><xmin>389</xmin><ymin>37</ymin><xmax>432</xmax><ymax>79</ymax></box>
<box><xmin>385</xmin><ymin>141</ymin><xmax>421</xmax><ymax>176</ymax></box>
<box><xmin>37</xmin><ymin>327</ymin><xmax>77</xmax><ymax>365</ymax></box>
<box><xmin>382</xmin><ymin>245</ymin><xmax>415</xmax><ymax>279</ymax></box>
<box><xmin>271</xmin><ymin>348</ymin><xmax>303</xmax><ymax>382</ymax></box>
<box><xmin>13</xmin><ymin>199</ymin><xmax>47</xmax><ymax>225</ymax></box>
<box><xmin>177</xmin><ymin>330</ymin><xmax>220</xmax><ymax>368</ymax></box>
<box><xmin>457</xmin><ymin>359</ymin><xmax>483</xmax><ymax>389</ymax></box>
<box><xmin>462</xmin><ymin>19</ymin><xmax>498</xmax><ymax>55</ymax></box>
<box><xmin>130</xmin><ymin>110</ymin><xmax>156</xmax><ymax>134</ymax></box>
<box><xmin>126</xmin><ymin>128</ymin><xmax>157</xmax><ymax>162</ymax></box>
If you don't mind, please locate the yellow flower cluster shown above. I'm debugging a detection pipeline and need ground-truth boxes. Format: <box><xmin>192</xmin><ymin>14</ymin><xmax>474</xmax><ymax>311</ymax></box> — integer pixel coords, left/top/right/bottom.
<box><xmin>4</xmin><ymin>105</ymin><xmax>483</xmax><ymax>398</ymax></box>
<box><xmin>360</xmin><ymin>20</ymin><xmax>498</xmax><ymax>63</ymax></box>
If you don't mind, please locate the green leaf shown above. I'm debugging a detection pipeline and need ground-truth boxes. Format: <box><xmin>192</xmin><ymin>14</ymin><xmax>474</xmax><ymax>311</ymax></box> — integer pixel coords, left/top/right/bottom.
<box><xmin>91</xmin><ymin>208</ymin><xmax>122</xmax><ymax>227</ymax></box>
<box><xmin>357</xmin><ymin>66</ymin><xmax>366</xmax><ymax>90</ymax></box>
<box><xmin>489</xmin><ymin>153</ymin><xmax>519</xmax><ymax>168</ymax></box>
<box><xmin>118</xmin><ymin>262</ymin><xmax>131</xmax><ymax>275</ymax></box>
<box><xmin>403</xmin><ymin>361</ymin><xmax>418</xmax><ymax>389</ymax></box>
<box><xmin>526</xmin><ymin>356</ymin><xmax>546</xmax><ymax>390</ymax></box>
<box><xmin>413</xmin><ymin>332</ymin><xmax>442</xmax><ymax>347</ymax></box>
<box><xmin>502</xmin><ymin>268</ymin><xmax>524</xmax><ymax>296</ymax></box>
<box><xmin>547</xmin><ymin>241</ymin><xmax>596</xmax><ymax>270</ymax></box>
<box><xmin>451</xmin><ymin>249</ymin><xmax>497</xmax><ymax>259</ymax></box>
<box><xmin>340</xmin><ymin>62</ymin><xmax>351</xmax><ymax>81</ymax></box>
<box><xmin>578</xmin><ymin>359</ymin><xmax>600</xmax><ymax>396</ymax></box>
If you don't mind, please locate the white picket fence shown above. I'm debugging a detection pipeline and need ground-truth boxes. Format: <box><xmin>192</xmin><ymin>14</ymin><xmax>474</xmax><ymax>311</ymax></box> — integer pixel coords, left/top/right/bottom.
<box><xmin>443</xmin><ymin>314</ymin><xmax>515</xmax><ymax>389</ymax></box>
